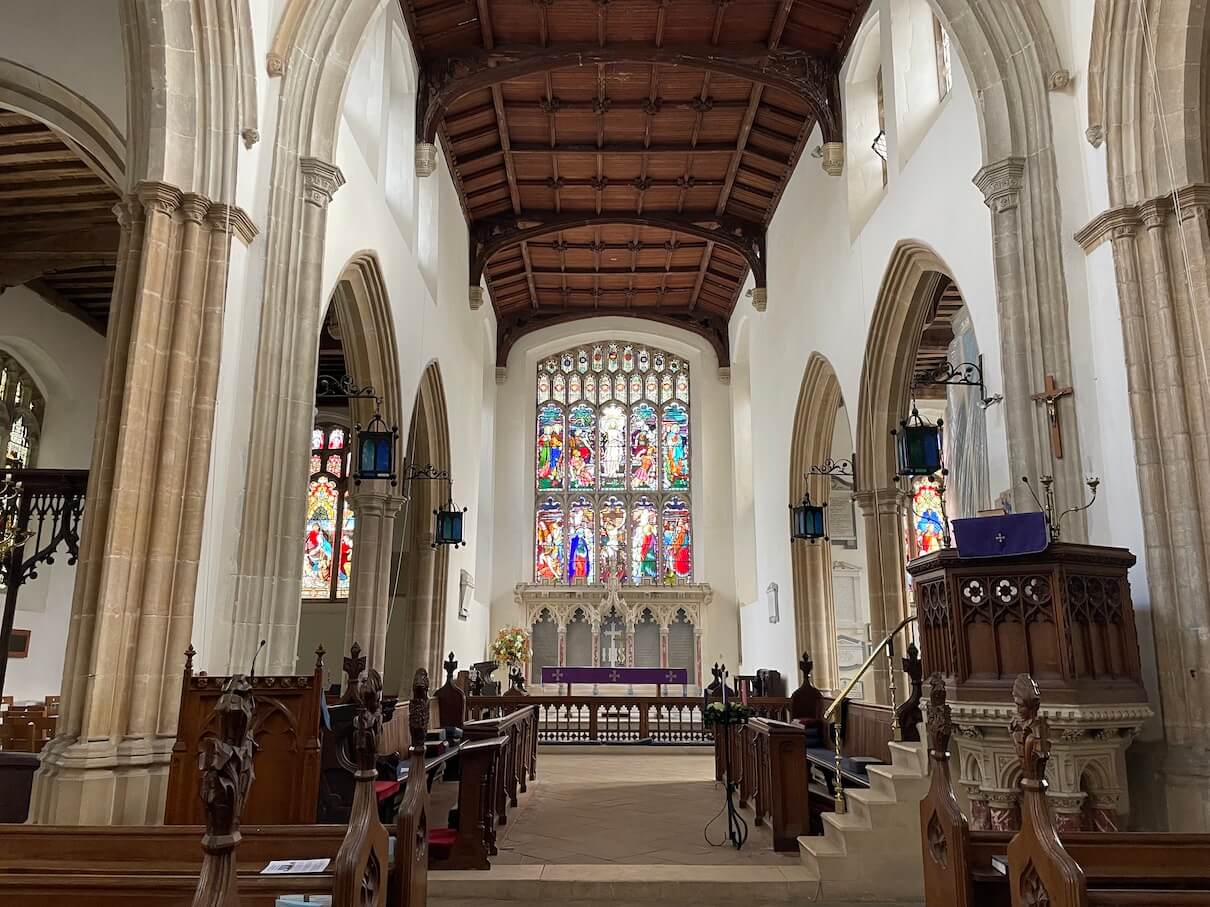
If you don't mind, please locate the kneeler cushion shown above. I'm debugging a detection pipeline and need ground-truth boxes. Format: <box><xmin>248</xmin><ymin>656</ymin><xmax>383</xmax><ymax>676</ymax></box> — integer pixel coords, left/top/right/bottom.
<box><xmin>428</xmin><ymin>826</ymin><xmax>458</xmax><ymax>859</ymax></box>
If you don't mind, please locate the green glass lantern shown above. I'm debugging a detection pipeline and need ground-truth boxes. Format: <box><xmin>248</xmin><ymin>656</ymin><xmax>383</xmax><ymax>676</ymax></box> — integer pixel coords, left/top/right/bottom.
<box><xmin>433</xmin><ymin>496</ymin><xmax>468</xmax><ymax>548</ymax></box>
<box><xmin>353</xmin><ymin>413</ymin><xmax>398</xmax><ymax>485</ymax></box>
<box><xmin>894</xmin><ymin>406</ymin><xmax>944</xmax><ymax>477</ymax></box>
<box><xmin>790</xmin><ymin>491</ymin><xmax>827</xmax><ymax>543</ymax></box>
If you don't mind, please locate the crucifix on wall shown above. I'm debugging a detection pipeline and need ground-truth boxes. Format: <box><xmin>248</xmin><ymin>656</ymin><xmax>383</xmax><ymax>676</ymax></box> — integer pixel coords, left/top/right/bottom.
<box><xmin>1031</xmin><ymin>374</ymin><xmax>1073</xmax><ymax>459</ymax></box>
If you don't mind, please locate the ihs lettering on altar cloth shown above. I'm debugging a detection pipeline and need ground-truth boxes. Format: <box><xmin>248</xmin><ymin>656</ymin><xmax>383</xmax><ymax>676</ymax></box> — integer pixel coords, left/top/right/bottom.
<box><xmin>1031</xmin><ymin>374</ymin><xmax>1073</xmax><ymax>459</ymax></box>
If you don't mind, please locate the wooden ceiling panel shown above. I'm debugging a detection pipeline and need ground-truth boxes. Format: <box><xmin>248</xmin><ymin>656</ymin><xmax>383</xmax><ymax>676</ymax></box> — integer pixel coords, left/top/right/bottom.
<box><xmin>0</xmin><ymin>108</ymin><xmax>118</xmax><ymax>333</ymax></box>
<box><xmin>403</xmin><ymin>0</ymin><xmax>871</xmax><ymax>364</ymax></box>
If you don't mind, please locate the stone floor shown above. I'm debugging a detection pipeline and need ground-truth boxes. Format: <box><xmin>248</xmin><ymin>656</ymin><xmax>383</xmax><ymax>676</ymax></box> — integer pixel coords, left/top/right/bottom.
<box><xmin>490</xmin><ymin>749</ymin><xmax>801</xmax><ymax>866</ymax></box>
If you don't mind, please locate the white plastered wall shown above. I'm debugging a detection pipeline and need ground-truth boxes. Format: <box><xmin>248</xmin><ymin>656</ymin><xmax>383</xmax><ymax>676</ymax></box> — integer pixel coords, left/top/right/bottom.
<box><xmin>489</xmin><ymin>319</ymin><xmax>740</xmax><ymax>673</ymax></box>
<box><xmin>737</xmin><ymin>0</ymin><xmax>1150</xmax><ymax>698</ymax></box>
<box><xmin>193</xmin><ymin>3</ymin><xmax>497</xmax><ymax>680</ymax></box>
<box><xmin>0</xmin><ymin>287</ymin><xmax>104</xmax><ymax>702</ymax></box>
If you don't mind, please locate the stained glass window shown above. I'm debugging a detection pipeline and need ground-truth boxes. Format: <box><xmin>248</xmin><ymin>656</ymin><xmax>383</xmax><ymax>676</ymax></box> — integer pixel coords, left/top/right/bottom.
<box><xmin>533</xmin><ymin>342</ymin><xmax>693</xmax><ymax>583</ymax></box>
<box><xmin>302</xmin><ymin>423</ymin><xmax>356</xmax><ymax>600</ymax></box>
<box><xmin>0</xmin><ymin>352</ymin><xmax>43</xmax><ymax>469</ymax></box>
<box><xmin>912</xmin><ymin>478</ymin><xmax>945</xmax><ymax>556</ymax></box>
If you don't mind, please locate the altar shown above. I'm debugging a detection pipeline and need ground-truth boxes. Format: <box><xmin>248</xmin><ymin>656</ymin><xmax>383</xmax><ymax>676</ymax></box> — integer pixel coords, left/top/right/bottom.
<box><xmin>515</xmin><ymin>573</ymin><xmax>712</xmax><ymax>691</ymax></box>
<box><xmin>541</xmin><ymin>665</ymin><xmax>689</xmax><ymax>696</ymax></box>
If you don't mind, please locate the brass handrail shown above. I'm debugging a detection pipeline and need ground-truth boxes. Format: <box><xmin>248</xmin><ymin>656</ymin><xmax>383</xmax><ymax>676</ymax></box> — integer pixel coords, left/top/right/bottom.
<box><xmin>823</xmin><ymin>613</ymin><xmax>917</xmax><ymax>722</ymax></box>
<box><xmin>821</xmin><ymin>613</ymin><xmax>916</xmax><ymax>816</ymax></box>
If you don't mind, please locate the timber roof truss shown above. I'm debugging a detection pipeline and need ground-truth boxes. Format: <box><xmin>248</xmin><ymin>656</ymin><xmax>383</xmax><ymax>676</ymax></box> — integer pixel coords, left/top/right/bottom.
<box><xmin>399</xmin><ymin>0</ymin><xmax>871</xmax><ymax>365</ymax></box>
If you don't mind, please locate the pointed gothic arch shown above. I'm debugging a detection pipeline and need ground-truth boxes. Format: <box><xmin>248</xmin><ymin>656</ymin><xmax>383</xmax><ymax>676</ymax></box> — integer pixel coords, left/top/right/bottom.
<box><xmin>788</xmin><ymin>354</ymin><xmax>845</xmax><ymax>694</ymax></box>
<box><xmin>384</xmin><ymin>361</ymin><xmax>452</xmax><ymax>693</ymax></box>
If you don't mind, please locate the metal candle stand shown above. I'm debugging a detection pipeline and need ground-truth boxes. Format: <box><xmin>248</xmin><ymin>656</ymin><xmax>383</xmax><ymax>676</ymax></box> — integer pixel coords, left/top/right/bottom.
<box><xmin>708</xmin><ymin>662</ymin><xmax>749</xmax><ymax>850</ymax></box>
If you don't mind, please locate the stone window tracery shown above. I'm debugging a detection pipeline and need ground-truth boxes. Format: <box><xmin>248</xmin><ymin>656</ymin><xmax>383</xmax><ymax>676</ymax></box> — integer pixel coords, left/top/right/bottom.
<box><xmin>534</xmin><ymin>341</ymin><xmax>692</xmax><ymax>585</ymax></box>
<box><xmin>0</xmin><ymin>352</ymin><xmax>43</xmax><ymax>469</ymax></box>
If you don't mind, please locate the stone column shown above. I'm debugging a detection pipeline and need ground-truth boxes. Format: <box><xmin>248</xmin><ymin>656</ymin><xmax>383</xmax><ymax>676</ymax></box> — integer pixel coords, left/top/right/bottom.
<box><xmin>591</xmin><ymin>622</ymin><xmax>601</xmax><ymax>667</ymax></box>
<box><xmin>342</xmin><ymin>486</ymin><xmax>405</xmax><ymax>672</ymax></box>
<box><xmin>794</xmin><ymin>528</ymin><xmax>840</xmax><ymax>693</ymax></box>
<box><xmin>401</xmin><ymin>530</ymin><xmax>437</xmax><ymax>678</ymax></box>
<box><xmin>32</xmin><ymin>184</ymin><xmax>254</xmax><ymax>824</ymax></box>
<box><xmin>694</xmin><ymin>628</ymin><xmax>703</xmax><ymax>688</ymax></box>
<box><xmin>557</xmin><ymin>626</ymin><xmax>567</xmax><ymax>667</ymax></box>
<box><xmin>231</xmin><ymin>158</ymin><xmax>344</xmax><ymax>676</ymax></box>
<box><xmin>855</xmin><ymin>487</ymin><xmax>907</xmax><ymax>704</ymax></box>
<box><xmin>1092</xmin><ymin>198</ymin><xmax>1210</xmax><ymax>829</ymax></box>
<box><xmin>659</xmin><ymin>626</ymin><xmax>670</xmax><ymax>668</ymax></box>
<box><xmin>625</xmin><ymin>626</ymin><xmax>635</xmax><ymax>667</ymax></box>
<box><xmin>974</xmin><ymin>159</ymin><xmax>1086</xmax><ymax>527</ymax></box>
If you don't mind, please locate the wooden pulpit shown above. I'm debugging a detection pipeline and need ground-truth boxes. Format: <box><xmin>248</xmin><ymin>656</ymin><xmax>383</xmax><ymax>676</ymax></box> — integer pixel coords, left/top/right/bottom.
<box><xmin>164</xmin><ymin>647</ymin><xmax>324</xmax><ymax>825</ymax></box>
<box><xmin>908</xmin><ymin>542</ymin><xmax>1148</xmax><ymax>707</ymax></box>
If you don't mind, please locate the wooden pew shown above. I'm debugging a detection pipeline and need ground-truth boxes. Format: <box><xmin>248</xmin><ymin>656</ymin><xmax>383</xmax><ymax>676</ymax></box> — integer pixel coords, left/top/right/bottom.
<box><xmin>434</xmin><ymin>651</ymin><xmax>468</xmax><ymax>728</ymax></box>
<box><xmin>165</xmin><ymin>644</ymin><xmax>324</xmax><ymax>825</ymax></box>
<box><xmin>744</xmin><ymin>717</ymin><xmax>811</xmax><ymax>850</ymax></box>
<box><xmin>0</xmin><ymin>648</ymin><xmax>436</xmax><ymax>907</ymax></box>
<box><xmin>463</xmin><ymin>703</ymin><xmax>538</xmax><ymax>824</ymax></box>
<box><xmin>921</xmin><ymin>673</ymin><xmax>1210</xmax><ymax>907</ymax></box>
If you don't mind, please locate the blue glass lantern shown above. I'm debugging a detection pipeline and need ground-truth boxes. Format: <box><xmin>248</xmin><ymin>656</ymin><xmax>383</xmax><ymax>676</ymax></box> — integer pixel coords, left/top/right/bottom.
<box><xmin>790</xmin><ymin>492</ymin><xmax>827</xmax><ymax>543</ymax></box>
<box><xmin>894</xmin><ymin>406</ymin><xmax>944</xmax><ymax>477</ymax></box>
<box><xmin>353</xmin><ymin>413</ymin><xmax>398</xmax><ymax>485</ymax></box>
<box><xmin>433</xmin><ymin>497</ymin><xmax>468</xmax><ymax>548</ymax></box>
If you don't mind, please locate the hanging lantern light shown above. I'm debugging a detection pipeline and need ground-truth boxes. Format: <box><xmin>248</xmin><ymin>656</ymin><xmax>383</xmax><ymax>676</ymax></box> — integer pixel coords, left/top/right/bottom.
<box><xmin>789</xmin><ymin>490</ymin><xmax>827</xmax><ymax>543</ymax></box>
<box><xmin>353</xmin><ymin>411</ymin><xmax>399</xmax><ymax>485</ymax></box>
<box><xmin>433</xmin><ymin>485</ymin><xmax>468</xmax><ymax>549</ymax></box>
<box><xmin>893</xmin><ymin>405</ymin><xmax>944</xmax><ymax>477</ymax></box>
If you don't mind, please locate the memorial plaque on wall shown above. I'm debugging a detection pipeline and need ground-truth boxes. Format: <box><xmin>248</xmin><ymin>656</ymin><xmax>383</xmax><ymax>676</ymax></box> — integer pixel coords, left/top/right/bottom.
<box><xmin>828</xmin><ymin>479</ymin><xmax>857</xmax><ymax>542</ymax></box>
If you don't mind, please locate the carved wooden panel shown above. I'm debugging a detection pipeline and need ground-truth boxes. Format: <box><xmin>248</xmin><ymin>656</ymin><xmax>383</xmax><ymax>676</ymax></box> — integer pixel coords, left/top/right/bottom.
<box><xmin>165</xmin><ymin>664</ymin><xmax>323</xmax><ymax>825</ymax></box>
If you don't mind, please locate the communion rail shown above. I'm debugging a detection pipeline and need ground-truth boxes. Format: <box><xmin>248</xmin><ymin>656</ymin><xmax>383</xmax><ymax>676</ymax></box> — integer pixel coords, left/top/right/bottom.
<box><xmin>467</xmin><ymin>695</ymin><xmax>792</xmax><ymax>745</ymax></box>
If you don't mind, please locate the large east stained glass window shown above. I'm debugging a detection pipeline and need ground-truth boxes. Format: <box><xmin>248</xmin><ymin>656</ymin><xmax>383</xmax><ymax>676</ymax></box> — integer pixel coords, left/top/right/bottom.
<box><xmin>534</xmin><ymin>342</ymin><xmax>692</xmax><ymax>584</ymax></box>
<box><xmin>302</xmin><ymin>424</ymin><xmax>356</xmax><ymax>600</ymax></box>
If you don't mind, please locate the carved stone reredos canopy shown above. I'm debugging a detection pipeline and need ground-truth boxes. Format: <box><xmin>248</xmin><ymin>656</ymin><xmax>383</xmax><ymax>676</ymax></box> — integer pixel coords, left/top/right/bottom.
<box><xmin>516</xmin><ymin>579</ymin><xmax>712</xmax><ymax>630</ymax></box>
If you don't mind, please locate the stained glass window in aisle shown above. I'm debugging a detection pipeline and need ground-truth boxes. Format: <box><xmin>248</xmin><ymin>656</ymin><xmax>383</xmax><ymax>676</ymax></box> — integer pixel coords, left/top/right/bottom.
<box><xmin>912</xmin><ymin>478</ymin><xmax>945</xmax><ymax>555</ymax></box>
<box><xmin>302</xmin><ymin>424</ymin><xmax>355</xmax><ymax>600</ymax></box>
<box><xmin>533</xmin><ymin>342</ymin><xmax>694</xmax><ymax>584</ymax></box>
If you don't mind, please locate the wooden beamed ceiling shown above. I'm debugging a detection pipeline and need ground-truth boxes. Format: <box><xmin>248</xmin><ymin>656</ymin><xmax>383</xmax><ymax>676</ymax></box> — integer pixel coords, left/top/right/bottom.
<box><xmin>0</xmin><ymin>108</ymin><xmax>119</xmax><ymax>333</ymax></box>
<box><xmin>399</xmin><ymin>0</ymin><xmax>871</xmax><ymax>365</ymax></box>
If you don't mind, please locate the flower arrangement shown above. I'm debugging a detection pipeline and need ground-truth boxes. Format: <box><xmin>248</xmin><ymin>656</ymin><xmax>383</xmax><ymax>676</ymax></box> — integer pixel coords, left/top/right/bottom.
<box><xmin>703</xmin><ymin>700</ymin><xmax>754</xmax><ymax>727</ymax></box>
<box><xmin>489</xmin><ymin>626</ymin><xmax>532</xmax><ymax>667</ymax></box>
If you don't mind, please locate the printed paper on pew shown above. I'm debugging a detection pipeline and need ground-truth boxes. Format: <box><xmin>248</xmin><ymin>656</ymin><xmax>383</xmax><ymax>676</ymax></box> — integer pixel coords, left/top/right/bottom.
<box><xmin>260</xmin><ymin>858</ymin><xmax>331</xmax><ymax>874</ymax></box>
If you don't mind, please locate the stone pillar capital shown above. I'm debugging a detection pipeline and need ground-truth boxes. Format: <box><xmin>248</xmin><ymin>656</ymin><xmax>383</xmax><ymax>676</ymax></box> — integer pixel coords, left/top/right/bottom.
<box><xmin>179</xmin><ymin>193</ymin><xmax>211</xmax><ymax>224</ymax></box>
<box><xmin>469</xmin><ymin>285</ymin><xmax>485</xmax><ymax>310</ymax></box>
<box><xmin>495</xmin><ymin>366</ymin><xmax>508</xmax><ymax>385</ymax></box>
<box><xmin>854</xmin><ymin>486</ymin><xmax>903</xmax><ymax>516</ymax></box>
<box><xmin>973</xmin><ymin>157</ymin><xmax>1025</xmax><ymax>211</ymax></box>
<box><xmin>1138</xmin><ymin>197</ymin><xmax>1174</xmax><ymax>230</ymax></box>
<box><xmin>299</xmin><ymin>157</ymin><xmax>345</xmax><ymax>207</ymax></box>
<box><xmin>136</xmin><ymin>180</ymin><xmax>184</xmax><ymax>216</ymax></box>
<box><xmin>348</xmin><ymin>487</ymin><xmax>406</xmax><ymax>516</ymax></box>
<box><xmin>206</xmin><ymin>203</ymin><xmax>260</xmax><ymax>244</ymax></box>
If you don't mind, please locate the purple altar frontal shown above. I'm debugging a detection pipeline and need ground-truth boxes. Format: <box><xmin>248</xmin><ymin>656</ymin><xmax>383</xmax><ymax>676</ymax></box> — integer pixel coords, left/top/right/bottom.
<box><xmin>542</xmin><ymin>666</ymin><xmax>688</xmax><ymax>694</ymax></box>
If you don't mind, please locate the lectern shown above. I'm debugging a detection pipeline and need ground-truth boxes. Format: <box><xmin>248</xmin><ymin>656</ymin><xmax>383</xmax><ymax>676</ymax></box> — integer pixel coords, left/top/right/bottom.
<box><xmin>908</xmin><ymin>520</ymin><xmax>1151</xmax><ymax>832</ymax></box>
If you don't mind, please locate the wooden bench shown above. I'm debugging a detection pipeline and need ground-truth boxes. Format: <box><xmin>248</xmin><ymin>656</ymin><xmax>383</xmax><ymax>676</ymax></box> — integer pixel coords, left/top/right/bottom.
<box><xmin>463</xmin><ymin>703</ymin><xmax>538</xmax><ymax>823</ymax></box>
<box><xmin>922</xmin><ymin>672</ymin><xmax>1210</xmax><ymax>907</ymax></box>
<box><xmin>0</xmin><ymin>647</ymin><xmax>427</xmax><ymax>907</ymax></box>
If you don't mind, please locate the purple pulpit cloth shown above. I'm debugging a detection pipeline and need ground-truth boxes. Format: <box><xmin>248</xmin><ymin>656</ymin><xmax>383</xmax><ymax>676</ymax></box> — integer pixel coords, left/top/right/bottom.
<box><xmin>541</xmin><ymin>666</ymin><xmax>688</xmax><ymax>685</ymax></box>
<box><xmin>952</xmin><ymin>513</ymin><xmax>1049</xmax><ymax>558</ymax></box>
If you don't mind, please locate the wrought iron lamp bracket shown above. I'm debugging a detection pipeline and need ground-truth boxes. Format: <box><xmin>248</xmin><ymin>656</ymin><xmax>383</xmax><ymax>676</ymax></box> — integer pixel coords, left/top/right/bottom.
<box><xmin>315</xmin><ymin>374</ymin><xmax>383</xmax><ymax>409</ymax></box>
<box><xmin>911</xmin><ymin>354</ymin><xmax>1003</xmax><ymax>408</ymax></box>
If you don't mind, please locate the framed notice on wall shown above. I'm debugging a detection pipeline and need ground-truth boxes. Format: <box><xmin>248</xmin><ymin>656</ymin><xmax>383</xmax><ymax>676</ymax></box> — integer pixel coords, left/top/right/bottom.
<box><xmin>828</xmin><ymin>477</ymin><xmax>857</xmax><ymax>544</ymax></box>
<box><xmin>7</xmin><ymin>628</ymin><xmax>30</xmax><ymax>658</ymax></box>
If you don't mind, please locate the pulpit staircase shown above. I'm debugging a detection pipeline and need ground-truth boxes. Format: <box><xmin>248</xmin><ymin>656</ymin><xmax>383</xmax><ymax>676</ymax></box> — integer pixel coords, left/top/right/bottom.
<box><xmin>797</xmin><ymin>732</ymin><xmax>930</xmax><ymax>901</ymax></box>
<box><xmin>798</xmin><ymin>616</ymin><xmax>931</xmax><ymax>903</ymax></box>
